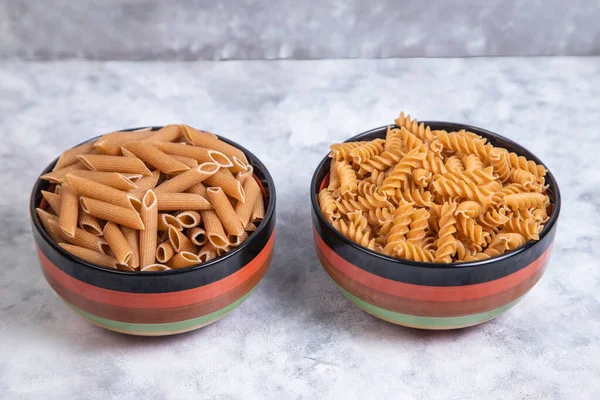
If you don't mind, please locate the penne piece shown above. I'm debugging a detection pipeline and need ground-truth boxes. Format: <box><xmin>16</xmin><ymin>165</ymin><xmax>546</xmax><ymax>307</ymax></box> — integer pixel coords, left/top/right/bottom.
<box><xmin>141</xmin><ymin>124</ymin><xmax>182</xmax><ymax>143</ymax></box>
<box><xmin>186</xmin><ymin>182</ymin><xmax>208</xmax><ymax>197</ymax></box>
<box><xmin>181</xmin><ymin>125</ymin><xmax>248</xmax><ymax>163</ymax></box>
<box><xmin>121</xmin><ymin>142</ymin><xmax>190</xmax><ymax>175</ymax></box>
<box><xmin>103</xmin><ymin>222</ymin><xmax>133</xmax><ymax>265</ymax></box>
<box><xmin>66</xmin><ymin>174</ymin><xmax>141</xmax><ymax>211</ymax></box>
<box><xmin>40</xmin><ymin>162</ymin><xmax>87</xmax><ymax>183</ymax></box>
<box><xmin>129</xmin><ymin>170</ymin><xmax>161</xmax><ymax>198</ymax></box>
<box><xmin>77</xmin><ymin>154</ymin><xmax>152</xmax><ymax>176</ymax></box>
<box><xmin>53</xmin><ymin>141</ymin><xmax>96</xmax><ymax>171</ymax></box>
<box><xmin>171</xmin><ymin>155</ymin><xmax>198</xmax><ymax>168</ymax></box>
<box><xmin>153</xmin><ymin>141</ymin><xmax>232</xmax><ymax>167</ymax></box>
<box><xmin>188</xmin><ymin>227</ymin><xmax>208</xmax><ymax>246</ymax></box>
<box><xmin>206</xmin><ymin>187</ymin><xmax>245</xmax><ymax>236</ymax></box>
<box><xmin>198</xmin><ymin>242</ymin><xmax>218</xmax><ymax>262</ymax></box>
<box><xmin>41</xmin><ymin>190</ymin><xmax>61</xmax><ymax>215</ymax></box>
<box><xmin>156</xmin><ymin>241</ymin><xmax>175</xmax><ymax>263</ymax></box>
<box><xmin>252</xmin><ymin>191</ymin><xmax>265</xmax><ymax>223</ymax></box>
<box><xmin>167</xmin><ymin>251</ymin><xmax>201</xmax><ymax>269</ymax></box>
<box><xmin>139</xmin><ymin>190</ymin><xmax>158</xmax><ymax>267</ymax></box>
<box><xmin>157</xmin><ymin>213</ymin><xmax>183</xmax><ymax>231</ymax></box>
<box><xmin>80</xmin><ymin>197</ymin><xmax>145</xmax><ymax>230</ymax></box>
<box><xmin>95</xmin><ymin>128</ymin><xmax>154</xmax><ymax>155</ymax></box>
<box><xmin>235</xmin><ymin>176</ymin><xmax>261</xmax><ymax>229</ymax></box>
<box><xmin>201</xmin><ymin>210</ymin><xmax>229</xmax><ymax>248</ymax></box>
<box><xmin>156</xmin><ymin>193</ymin><xmax>213</xmax><ymax>211</ymax></box>
<box><xmin>65</xmin><ymin>170</ymin><xmax>138</xmax><ymax>190</ymax></box>
<box><xmin>168</xmin><ymin>225</ymin><xmax>198</xmax><ymax>253</ymax></box>
<box><xmin>175</xmin><ymin>211</ymin><xmax>201</xmax><ymax>228</ymax></box>
<box><xmin>228</xmin><ymin>231</ymin><xmax>249</xmax><ymax>248</ymax></box>
<box><xmin>153</xmin><ymin>163</ymin><xmax>219</xmax><ymax>194</ymax></box>
<box><xmin>141</xmin><ymin>264</ymin><xmax>171</xmax><ymax>272</ymax></box>
<box><xmin>58</xmin><ymin>183</ymin><xmax>79</xmax><ymax>238</ymax></box>
<box><xmin>121</xmin><ymin>226</ymin><xmax>140</xmax><ymax>269</ymax></box>
<box><xmin>58</xmin><ymin>243</ymin><xmax>117</xmax><ymax>269</ymax></box>
<box><xmin>36</xmin><ymin>208</ymin><xmax>65</xmax><ymax>244</ymax></box>
<box><xmin>78</xmin><ymin>212</ymin><xmax>103</xmax><ymax>236</ymax></box>
<box><xmin>229</xmin><ymin>156</ymin><xmax>248</xmax><ymax>174</ymax></box>
<box><xmin>204</xmin><ymin>169</ymin><xmax>245</xmax><ymax>202</ymax></box>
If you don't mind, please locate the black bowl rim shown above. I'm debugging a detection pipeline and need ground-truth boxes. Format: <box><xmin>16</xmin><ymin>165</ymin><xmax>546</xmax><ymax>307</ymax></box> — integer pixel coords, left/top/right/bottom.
<box><xmin>30</xmin><ymin>126</ymin><xmax>276</xmax><ymax>276</ymax></box>
<box><xmin>310</xmin><ymin>121</ymin><xmax>561</xmax><ymax>269</ymax></box>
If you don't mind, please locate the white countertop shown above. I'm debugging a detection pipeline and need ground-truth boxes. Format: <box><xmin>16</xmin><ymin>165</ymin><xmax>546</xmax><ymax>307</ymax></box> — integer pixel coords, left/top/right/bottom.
<box><xmin>1</xmin><ymin>57</ymin><xmax>599</xmax><ymax>399</ymax></box>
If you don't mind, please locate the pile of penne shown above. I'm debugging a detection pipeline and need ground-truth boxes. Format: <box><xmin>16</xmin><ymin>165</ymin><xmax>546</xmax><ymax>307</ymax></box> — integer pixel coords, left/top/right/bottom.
<box><xmin>36</xmin><ymin>125</ymin><xmax>265</xmax><ymax>272</ymax></box>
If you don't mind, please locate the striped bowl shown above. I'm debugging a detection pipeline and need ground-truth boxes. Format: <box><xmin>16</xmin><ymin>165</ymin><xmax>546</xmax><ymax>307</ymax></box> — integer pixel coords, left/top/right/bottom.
<box><xmin>30</xmin><ymin>128</ymin><xmax>276</xmax><ymax>336</ymax></box>
<box><xmin>310</xmin><ymin>123</ymin><xmax>560</xmax><ymax>330</ymax></box>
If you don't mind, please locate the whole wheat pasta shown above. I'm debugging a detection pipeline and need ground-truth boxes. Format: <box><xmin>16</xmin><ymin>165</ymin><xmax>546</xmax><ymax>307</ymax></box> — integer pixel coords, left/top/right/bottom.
<box><xmin>168</xmin><ymin>225</ymin><xmax>198</xmax><ymax>253</ymax></box>
<box><xmin>207</xmin><ymin>187</ymin><xmax>245</xmax><ymax>236</ymax></box>
<box><xmin>252</xmin><ymin>191</ymin><xmax>265</xmax><ymax>223</ymax></box>
<box><xmin>65</xmin><ymin>170</ymin><xmax>138</xmax><ymax>190</ymax></box>
<box><xmin>80</xmin><ymin>197</ymin><xmax>145</xmax><ymax>230</ymax></box>
<box><xmin>186</xmin><ymin>182</ymin><xmax>208</xmax><ymax>197</ymax></box>
<box><xmin>139</xmin><ymin>190</ymin><xmax>158</xmax><ymax>267</ymax></box>
<box><xmin>156</xmin><ymin>193</ymin><xmax>213</xmax><ymax>211</ymax></box>
<box><xmin>201</xmin><ymin>210</ymin><xmax>229</xmax><ymax>248</ymax></box>
<box><xmin>120</xmin><ymin>226</ymin><xmax>140</xmax><ymax>268</ymax></box>
<box><xmin>229</xmin><ymin>156</ymin><xmax>248</xmax><ymax>174</ymax></box>
<box><xmin>66</xmin><ymin>174</ymin><xmax>141</xmax><ymax>211</ymax></box>
<box><xmin>234</xmin><ymin>176</ymin><xmax>261</xmax><ymax>228</ymax></box>
<box><xmin>36</xmin><ymin>208</ymin><xmax>67</xmax><ymax>244</ymax></box>
<box><xmin>153</xmin><ymin>163</ymin><xmax>220</xmax><ymax>194</ymax></box>
<box><xmin>121</xmin><ymin>142</ymin><xmax>190</xmax><ymax>174</ymax></box>
<box><xmin>204</xmin><ymin>169</ymin><xmax>245</xmax><ymax>202</ymax></box>
<box><xmin>53</xmin><ymin>141</ymin><xmax>96</xmax><ymax>171</ymax></box>
<box><xmin>175</xmin><ymin>211</ymin><xmax>201</xmax><ymax>228</ymax></box>
<box><xmin>188</xmin><ymin>227</ymin><xmax>208</xmax><ymax>246</ymax></box>
<box><xmin>167</xmin><ymin>251</ymin><xmax>201</xmax><ymax>269</ymax></box>
<box><xmin>246</xmin><ymin>222</ymin><xmax>257</xmax><ymax>231</ymax></box>
<box><xmin>77</xmin><ymin>154</ymin><xmax>152</xmax><ymax>176</ymax></box>
<box><xmin>182</xmin><ymin>125</ymin><xmax>248</xmax><ymax>163</ymax></box>
<box><xmin>141</xmin><ymin>264</ymin><xmax>171</xmax><ymax>272</ymax></box>
<box><xmin>53</xmin><ymin>216</ymin><xmax>111</xmax><ymax>253</ymax></box>
<box><xmin>157</xmin><ymin>213</ymin><xmax>184</xmax><ymax>231</ymax></box>
<box><xmin>59</xmin><ymin>243</ymin><xmax>117</xmax><ymax>269</ymax></box>
<box><xmin>228</xmin><ymin>231</ymin><xmax>249</xmax><ymax>247</ymax></box>
<box><xmin>153</xmin><ymin>141</ymin><xmax>233</xmax><ymax>167</ymax></box>
<box><xmin>116</xmin><ymin>263</ymin><xmax>136</xmax><ymax>272</ymax></box>
<box><xmin>40</xmin><ymin>162</ymin><xmax>87</xmax><ymax>183</ymax></box>
<box><xmin>41</xmin><ymin>190</ymin><xmax>61</xmax><ymax>215</ymax></box>
<box><xmin>103</xmin><ymin>222</ymin><xmax>133</xmax><ymax>265</ymax></box>
<box><xmin>95</xmin><ymin>128</ymin><xmax>154</xmax><ymax>155</ymax></box>
<box><xmin>78</xmin><ymin>211</ymin><xmax>103</xmax><ymax>236</ymax></box>
<box><xmin>171</xmin><ymin>155</ymin><xmax>198</xmax><ymax>168</ymax></box>
<box><xmin>198</xmin><ymin>242</ymin><xmax>218</xmax><ymax>262</ymax></box>
<box><xmin>141</xmin><ymin>124</ymin><xmax>182</xmax><ymax>143</ymax></box>
<box><xmin>58</xmin><ymin>183</ymin><xmax>79</xmax><ymax>238</ymax></box>
<box><xmin>129</xmin><ymin>170</ymin><xmax>161</xmax><ymax>197</ymax></box>
<box><xmin>156</xmin><ymin>241</ymin><xmax>175</xmax><ymax>263</ymax></box>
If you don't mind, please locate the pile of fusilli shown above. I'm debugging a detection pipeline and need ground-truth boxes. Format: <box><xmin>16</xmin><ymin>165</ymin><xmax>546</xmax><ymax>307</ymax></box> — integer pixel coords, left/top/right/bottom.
<box><xmin>319</xmin><ymin>112</ymin><xmax>550</xmax><ymax>263</ymax></box>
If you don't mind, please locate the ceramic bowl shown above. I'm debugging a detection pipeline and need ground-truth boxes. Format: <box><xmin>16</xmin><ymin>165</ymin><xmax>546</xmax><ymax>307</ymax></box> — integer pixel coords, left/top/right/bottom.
<box><xmin>30</xmin><ymin>127</ymin><xmax>276</xmax><ymax>336</ymax></box>
<box><xmin>310</xmin><ymin>122</ymin><xmax>560</xmax><ymax>330</ymax></box>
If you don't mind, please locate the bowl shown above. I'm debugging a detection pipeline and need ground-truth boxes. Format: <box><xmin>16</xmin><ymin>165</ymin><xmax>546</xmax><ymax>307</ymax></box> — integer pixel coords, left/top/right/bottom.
<box><xmin>310</xmin><ymin>122</ymin><xmax>560</xmax><ymax>330</ymax></box>
<box><xmin>30</xmin><ymin>127</ymin><xmax>276</xmax><ymax>336</ymax></box>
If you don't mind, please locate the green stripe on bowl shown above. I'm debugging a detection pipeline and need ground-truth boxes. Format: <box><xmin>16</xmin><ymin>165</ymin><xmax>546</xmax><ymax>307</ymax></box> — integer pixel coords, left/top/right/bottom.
<box><xmin>337</xmin><ymin>285</ymin><xmax>523</xmax><ymax>329</ymax></box>
<box><xmin>66</xmin><ymin>289</ymin><xmax>254</xmax><ymax>334</ymax></box>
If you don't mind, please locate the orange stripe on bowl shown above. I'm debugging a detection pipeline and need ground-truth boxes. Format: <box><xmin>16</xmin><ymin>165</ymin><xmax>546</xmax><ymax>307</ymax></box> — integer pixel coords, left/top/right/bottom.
<box><xmin>314</xmin><ymin>227</ymin><xmax>551</xmax><ymax>302</ymax></box>
<box><xmin>37</xmin><ymin>230</ymin><xmax>275</xmax><ymax>309</ymax></box>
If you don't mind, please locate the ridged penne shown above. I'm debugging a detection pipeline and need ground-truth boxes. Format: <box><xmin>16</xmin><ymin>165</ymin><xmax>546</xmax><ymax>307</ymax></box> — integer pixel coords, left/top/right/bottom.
<box><xmin>167</xmin><ymin>251</ymin><xmax>201</xmax><ymax>269</ymax></box>
<box><xmin>201</xmin><ymin>210</ymin><xmax>229</xmax><ymax>248</ymax></box>
<box><xmin>66</xmin><ymin>174</ymin><xmax>141</xmax><ymax>211</ymax></box>
<box><xmin>175</xmin><ymin>211</ymin><xmax>201</xmax><ymax>228</ymax></box>
<box><xmin>156</xmin><ymin>193</ymin><xmax>213</xmax><ymax>211</ymax></box>
<box><xmin>139</xmin><ymin>190</ymin><xmax>158</xmax><ymax>267</ymax></box>
<box><xmin>156</xmin><ymin>240</ymin><xmax>175</xmax><ymax>263</ymax></box>
<box><xmin>204</xmin><ymin>169</ymin><xmax>245</xmax><ymax>202</ymax></box>
<box><xmin>103</xmin><ymin>222</ymin><xmax>133</xmax><ymax>265</ymax></box>
<box><xmin>65</xmin><ymin>170</ymin><xmax>138</xmax><ymax>190</ymax></box>
<box><xmin>188</xmin><ymin>227</ymin><xmax>208</xmax><ymax>246</ymax></box>
<box><xmin>59</xmin><ymin>243</ymin><xmax>117</xmax><ymax>269</ymax></box>
<box><xmin>40</xmin><ymin>162</ymin><xmax>87</xmax><ymax>183</ymax></box>
<box><xmin>77</xmin><ymin>154</ymin><xmax>152</xmax><ymax>176</ymax></box>
<box><xmin>141</xmin><ymin>124</ymin><xmax>182</xmax><ymax>143</ymax></box>
<box><xmin>58</xmin><ymin>183</ymin><xmax>79</xmax><ymax>238</ymax></box>
<box><xmin>153</xmin><ymin>141</ymin><xmax>233</xmax><ymax>167</ymax></box>
<box><xmin>168</xmin><ymin>225</ymin><xmax>198</xmax><ymax>253</ymax></box>
<box><xmin>153</xmin><ymin>163</ymin><xmax>219</xmax><ymax>194</ymax></box>
<box><xmin>80</xmin><ymin>197</ymin><xmax>145</xmax><ymax>230</ymax></box>
<box><xmin>120</xmin><ymin>226</ymin><xmax>140</xmax><ymax>268</ymax></box>
<box><xmin>121</xmin><ymin>142</ymin><xmax>190</xmax><ymax>175</ymax></box>
<box><xmin>235</xmin><ymin>176</ymin><xmax>261</xmax><ymax>229</ymax></box>
<box><xmin>182</xmin><ymin>125</ymin><xmax>247</xmax><ymax>163</ymax></box>
<box><xmin>157</xmin><ymin>213</ymin><xmax>183</xmax><ymax>231</ymax></box>
<box><xmin>206</xmin><ymin>187</ymin><xmax>245</xmax><ymax>236</ymax></box>
<box><xmin>53</xmin><ymin>141</ymin><xmax>96</xmax><ymax>171</ymax></box>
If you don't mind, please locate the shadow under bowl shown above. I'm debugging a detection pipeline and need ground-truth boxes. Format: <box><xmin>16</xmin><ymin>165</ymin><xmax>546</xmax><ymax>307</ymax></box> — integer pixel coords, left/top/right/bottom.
<box><xmin>310</xmin><ymin>122</ymin><xmax>560</xmax><ymax>330</ymax></box>
<box><xmin>30</xmin><ymin>127</ymin><xmax>276</xmax><ymax>336</ymax></box>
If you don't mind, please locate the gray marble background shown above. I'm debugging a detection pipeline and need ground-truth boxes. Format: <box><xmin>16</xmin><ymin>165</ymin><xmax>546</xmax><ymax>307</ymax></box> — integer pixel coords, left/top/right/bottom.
<box><xmin>1</xmin><ymin>57</ymin><xmax>600</xmax><ymax>399</ymax></box>
<box><xmin>1</xmin><ymin>0</ymin><xmax>600</xmax><ymax>60</ymax></box>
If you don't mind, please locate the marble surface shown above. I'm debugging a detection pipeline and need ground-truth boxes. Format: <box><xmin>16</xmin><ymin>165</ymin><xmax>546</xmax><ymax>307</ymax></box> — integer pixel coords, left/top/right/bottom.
<box><xmin>1</xmin><ymin>57</ymin><xmax>600</xmax><ymax>399</ymax></box>
<box><xmin>2</xmin><ymin>0</ymin><xmax>600</xmax><ymax>60</ymax></box>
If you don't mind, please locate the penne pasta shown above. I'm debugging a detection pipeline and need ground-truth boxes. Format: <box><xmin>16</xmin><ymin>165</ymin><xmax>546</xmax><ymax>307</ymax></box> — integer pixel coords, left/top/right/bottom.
<box><xmin>36</xmin><ymin>208</ymin><xmax>65</xmax><ymax>244</ymax></box>
<box><xmin>176</xmin><ymin>211</ymin><xmax>201</xmax><ymax>228</ymax></box>
<box><xmin>228</xmin><ymin>231</ymin><xmax>249</xmax><ymax>247</ymax></box>
<box><xmin>156</xmin><ymin>193</ymin><xmax>213</xmax><ymax>211</ymax></box>
<box><xmin>153</xmin><ymin>163</ymin><xmax>219</xmax><ymax>194</ymax></box>
<box><xmin>182</xmin><ymin>125</ymin><xmax>248</xmax><ymax>163</ymax></box>
<box><xmin>95</xmin><ymin>128</ymin><xmax>154</xmax><ymax>155</ymax></box>
<box><xmin>103</xmin><ymin>222</ymin><xmax>133</xmax><ymax>265</ymax></box>
<box><xmin>186</xmin><ymin>182</ymin><xmax>208</xmax><ymax>197</ymax></box>
<box><xmin>206</xmin><ymin>187</ymin><xmax>245</xmax><ymax>236</ymax></box>
<box><xmin>171</xmin><ymin>155</ymin><xmax>198</xmax><ymax>168</ymax></box>
<box><xmin>58</xmin><ymin>243</ymin><xmax>117</xmax><ymax>269</ymax></box>
<box><xmin>78</xmin><ymin>211</ymin><xmax>103</xmax><ymax>236</ymax></box>
<box><xmin>139</xmin><ymin>190</ymin><xmax>158</xmax><ymax>267</ymax></box>
<box><xmin>141</xmin><ymin>264</ymin><xmax>171</xmax><ymax>272</ymax></box>
<box><xmin>66</xmin><ymin>174</ymin><xmax>141</xmax><ymax>211</ymax></box>
<box><xmin>40</xmin><ymin>162</ymin><xmax>87</xmax><ymax>183</ymax></box>
<box><xmin>120</xmin><ymin>226</ymin><xmax>140</xmax><ymax>269</ymax></box>
<box><xmin>167</xmin><ymin>251</ymin><xmax>201</xmax><ymax>269</ymax></box>
<box><xmin>252</xmin><ymin>190</ymin><xmax>265</xmax><ymax>223</ymax></box>
<box><xmin>153</xmin><ymin>141</ymin><xmax>233</xmax><ymax>167</ymax></box>
<box><xmin>53</xmin><ymin>141</ymin><xmax>96</xmax><ymax>171</ymax></box>
<box><xmin>121</xmin><ymin>142</ymin><xmax>190</xmax><ymax>174</ymax></box>
<box><xmin>205</xmin><ymin>169</ymin><xmax>245</xmax><ymax>202</ymax></box>
<box><xmin>80</xmin><ymin>197</ymin><xmax>145</xmax><ymax>230</ymax></box>
<box><xmin>197</xmin><ymin>242</ymin><xmax>218</xmax><ymax>262</ymax></box>
<box><xmin>41</xmin><ymin>190</ymin><xmax>61</xmax><ymax>215</ymax></box>
<box><xmin>156</xmin><ymin>241</ymin><xmax>175</xmax><ymax>263</ymax></box>
<box><xmin>168</xmin><ymin>225</ymin><xmax>198</xmax><ymax>253</ymax></box>
<box><xmin>77</xmin><ymin>154</ymin><xmax>152</xmax><ymax>176</ymax></box>
<box><xmin>157</xmin><ymin>213</ymin><xmax>183</xmax><ymax>231</ymax></box>
<box><xmin>229</xmin><ymin>156</ymin><xmax>248</xmax><ymax>174</ymax></box>
<box><xmin>188</xmin><ymin>227</ymin><xmax>208</xmax><ymax>246</ymax></box>
<box><xmin>235</xmin><ymin>176</ymin><xmax>261</xmax><ymax>229</ymax></box>
<box><xmin>65</xmin><ymin>170</ymin><xmax>138</xmax><ymax>190</ymax></box>
<box><xmin>201</xmin><ymin>209</ymin><xmax>229</xmax><ymax>248</ymax></box>
<box><xmin>129</xmin><ymin>170</ymin><xmax>161</xmax><ymax>197</ymax></box>
<box><xmin>58</xmin><ymin>183</ymin><xmax>79</xmax><ymax>238</ymax></box>
<box><xmin>141</xmin><ymin>124</ymin><xmax>182</xmax><ymax>143</ymax></box>
<box><xmin>116</xmin><ymin>263</ymin><xmax>136</xmax><ymax>272</ymax></box>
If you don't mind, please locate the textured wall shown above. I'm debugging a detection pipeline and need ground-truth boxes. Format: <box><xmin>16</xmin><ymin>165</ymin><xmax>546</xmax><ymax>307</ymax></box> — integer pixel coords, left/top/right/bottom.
<box><xmin>1</xmin><ymin>0</ymin><xmax>599</xmax><ymax>60</ymax></box>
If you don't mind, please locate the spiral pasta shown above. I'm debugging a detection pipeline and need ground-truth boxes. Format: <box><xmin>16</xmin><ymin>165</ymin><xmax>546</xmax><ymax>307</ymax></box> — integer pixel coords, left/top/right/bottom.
<box><xmin>322</xmin><ymin>111</ymin><xmax>551</xmax><ymax>263</ymax></box>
